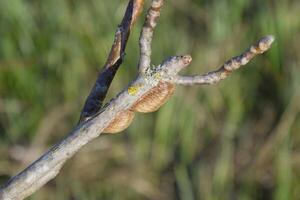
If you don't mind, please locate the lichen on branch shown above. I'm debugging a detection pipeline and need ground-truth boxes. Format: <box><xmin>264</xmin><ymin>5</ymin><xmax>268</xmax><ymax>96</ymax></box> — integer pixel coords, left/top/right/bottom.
<box><xmin>0</xmin><ymin>0</ymin><xmax>274</xmax><ymax>199</ymax></box>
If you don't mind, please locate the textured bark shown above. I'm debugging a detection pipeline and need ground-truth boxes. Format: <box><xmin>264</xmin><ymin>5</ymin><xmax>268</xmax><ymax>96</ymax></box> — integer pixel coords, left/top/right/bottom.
<box><xmin>138</xmin><ymin>0</ymin><xmax>164</xmax><ymax>74</ymax></box>
<box><xmin>172</xmin><ymin>36</ymin><xmax>275</xmax><ymax>85</ymax></box>
<box><xmin>0</xmin><ymin>55</ymin><xmax>191</xmax><ymax>200</ymax></box>
<box><xmin>0</xmin><ymin>0</ymin><xmax>274</xmax><ymax>199</ymax></box>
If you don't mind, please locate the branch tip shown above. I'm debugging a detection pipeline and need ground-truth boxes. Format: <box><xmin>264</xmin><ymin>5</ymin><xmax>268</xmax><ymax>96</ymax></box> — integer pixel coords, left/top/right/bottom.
<box><xmin>257</xmin><ymin>35</ymin><xmax>275</xmax><ymax>52</ymax></box>
<box><xmin>173</xmin><ymin>35</ymin><xmax>275</xmax><ymax>86</ymax></box>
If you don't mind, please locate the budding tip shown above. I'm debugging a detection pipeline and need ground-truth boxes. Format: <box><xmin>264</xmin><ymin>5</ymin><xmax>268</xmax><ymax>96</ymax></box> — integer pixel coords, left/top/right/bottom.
<box><xmin>182</xmin><ymin>55</ymin><xmax>192</xmax><ymax>65</ymax></box>
<box><xmin>258</xmin><ymin>35</ymin><xmax>275</xmax><ymax>51</ymax></box>
<box><xmin>260</xmin><ymin>35</ymin><xmax>275</xmax><ymax>45</ymax></box>
<box><xmin>265</xmin><ymin>35</ymin><xmax>275</xmax><ymax>44</ymax></box>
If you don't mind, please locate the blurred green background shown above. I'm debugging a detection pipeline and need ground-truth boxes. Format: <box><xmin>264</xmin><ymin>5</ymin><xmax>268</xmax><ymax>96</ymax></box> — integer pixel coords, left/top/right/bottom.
<box><xmin>0</xmin><ymin>0</ymin><xmax>300</xmax><ymax>199</ymax></box>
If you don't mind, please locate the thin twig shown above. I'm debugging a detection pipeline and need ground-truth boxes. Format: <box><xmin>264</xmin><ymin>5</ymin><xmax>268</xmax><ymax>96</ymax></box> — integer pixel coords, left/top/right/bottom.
<box><xmin>78</xmin><ymin>0</ymin><xmax>144</xmax><ymax>123</ymax></box>
<box><xmin>172</xmin><ymin>36</ymin><xmax>274</xmax><ymax>85</ymax></box>
<box><xmin>138</xmin><ymin>0</ymin><xmax>164</xmax><ymax>74</ymax></box>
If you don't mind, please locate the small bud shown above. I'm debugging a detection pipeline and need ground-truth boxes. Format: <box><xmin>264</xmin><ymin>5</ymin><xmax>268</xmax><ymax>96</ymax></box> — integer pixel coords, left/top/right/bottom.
<box><xmin>258</xmin><ymin>35</ymin><xmax>275</xmax><ymax>52</ymax></box>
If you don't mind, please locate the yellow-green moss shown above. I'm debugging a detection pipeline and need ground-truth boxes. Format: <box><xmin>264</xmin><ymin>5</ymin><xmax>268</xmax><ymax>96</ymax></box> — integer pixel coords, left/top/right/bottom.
<box><xmin>128</xmin><ymin>84</ymin><xmax>142</xmax><ymax>95</ymax></box>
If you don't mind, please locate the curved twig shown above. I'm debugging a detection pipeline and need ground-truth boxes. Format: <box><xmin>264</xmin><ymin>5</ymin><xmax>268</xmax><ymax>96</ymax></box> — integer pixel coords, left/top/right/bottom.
<box><xmin>172</xmin><ymin>36</ymin><xmax>275</xmax><ymax>85</ymax></box>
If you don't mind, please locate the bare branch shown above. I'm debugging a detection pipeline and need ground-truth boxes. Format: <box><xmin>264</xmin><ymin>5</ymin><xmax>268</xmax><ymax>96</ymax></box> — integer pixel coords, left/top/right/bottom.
<box><xmin>0</xmin><ymin>0</ymin><xmax>274</xmax><ymax>198</ymax></box>
<box><xmin>0</xmin><ymin>55</ymin><xmax>190</xmax><ymax>200</ymax></box>
<box><xmin>0</xmin><ymin>35</ymin><xmax>273</xmax><ymax>200</ymax></box>
<box><xmin>172</xmin><ymin>35</ymin><xmax>274</xmax><ymax>85</ymax></box>
<box><xmin>138</xmin><ymin>0</ymin><xmax>164</xmax><ymax>74</ymax></box>
<box><xmin>78</xmin><ymin>0</ymin><xmax>145</xmax><ymax>123</ymax></box>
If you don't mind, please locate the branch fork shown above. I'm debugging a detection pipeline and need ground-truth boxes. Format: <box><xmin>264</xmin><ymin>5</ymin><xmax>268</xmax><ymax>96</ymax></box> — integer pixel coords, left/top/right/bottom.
<box><xmin>0</xmin><ymin>0</ymin><xmax>274</xmax><ymax>199</ymax></box>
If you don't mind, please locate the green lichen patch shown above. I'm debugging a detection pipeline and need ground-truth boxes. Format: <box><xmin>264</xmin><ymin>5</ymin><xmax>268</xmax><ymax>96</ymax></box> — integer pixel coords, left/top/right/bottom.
<box><xmin>128</xmin><ymin>84</ymin><xmax>142</xmax><ymax>95</ymax></box>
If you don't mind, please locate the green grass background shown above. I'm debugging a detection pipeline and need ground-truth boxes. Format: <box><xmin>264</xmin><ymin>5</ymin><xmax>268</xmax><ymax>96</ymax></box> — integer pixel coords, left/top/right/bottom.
<box><xmin>0</xmin><ymin>0</ymin><xmax>300</xmax><ymax>199</ymax></box>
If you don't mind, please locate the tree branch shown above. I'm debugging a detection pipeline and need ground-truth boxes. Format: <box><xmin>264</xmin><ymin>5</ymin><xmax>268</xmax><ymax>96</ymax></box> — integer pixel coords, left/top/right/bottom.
<box><xmin>138</xmin><ymin>0</ymin><xmax>164</xmax><ymax>74</ymax></box>
<box><xmin>0</xmin><ymin>55</ymin><xmax>191</xmax><ymax>200</ymax></box>
<box><xmin>0</xmin><ymin>0</ymin><xmax>274</xmax><ymax>199</ymax></box>
<box><xmin>78</xmin><ymin>0</ymin><xmax>145</xmax><ymax>123</ymax></box>
<box><xmin>172</xmin><ymin>35</ymin><xmax>274</xmax><ymax>85</ymax></box>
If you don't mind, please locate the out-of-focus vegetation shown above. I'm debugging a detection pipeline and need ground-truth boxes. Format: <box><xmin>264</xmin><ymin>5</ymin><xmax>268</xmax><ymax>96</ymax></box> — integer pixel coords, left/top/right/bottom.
<box><xmin>0</xmin><ymin>0</ymin><xmax>299</xmax><ymax>199</ymax></box>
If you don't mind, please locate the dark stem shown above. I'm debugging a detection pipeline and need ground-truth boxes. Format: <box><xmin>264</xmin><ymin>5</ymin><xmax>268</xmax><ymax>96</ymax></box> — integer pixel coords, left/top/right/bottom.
<box><xmin>78</xmin><ymin>0</ymin><xmax>144</xmax><ymax>123</ymax></box>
